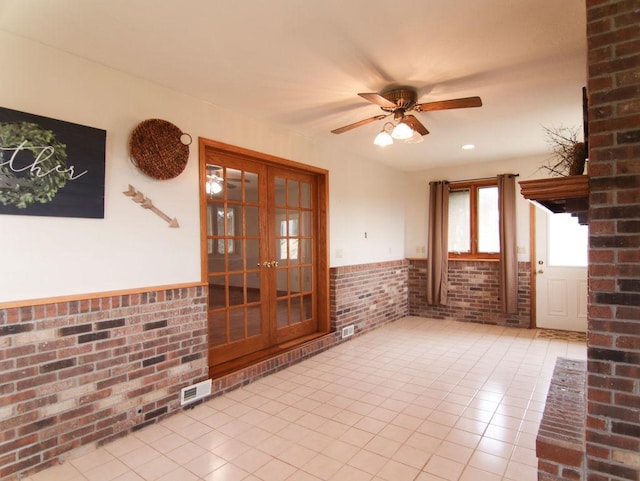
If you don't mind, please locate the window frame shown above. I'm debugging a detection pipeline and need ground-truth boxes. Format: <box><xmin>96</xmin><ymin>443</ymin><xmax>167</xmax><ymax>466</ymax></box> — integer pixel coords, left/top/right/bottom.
<box><xmin>448</xmin><ymin>179</ymin><xmax>500</xmax><ymax>260</ymax></box>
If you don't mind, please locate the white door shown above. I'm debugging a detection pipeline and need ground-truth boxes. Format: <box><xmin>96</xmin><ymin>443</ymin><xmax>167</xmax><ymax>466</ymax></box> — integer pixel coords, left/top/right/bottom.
<box><xmin>535</xmin><ymin>209</ymin><xmax>588</xmax><ymax>332</ymax></box>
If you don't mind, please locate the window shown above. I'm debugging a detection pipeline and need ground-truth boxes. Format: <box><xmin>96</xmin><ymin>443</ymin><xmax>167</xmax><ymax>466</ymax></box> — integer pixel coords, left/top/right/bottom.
<box><xmin>448</xmin><ymin>180</ymin><xmax>499</xmax><ymax>259</ymax></box>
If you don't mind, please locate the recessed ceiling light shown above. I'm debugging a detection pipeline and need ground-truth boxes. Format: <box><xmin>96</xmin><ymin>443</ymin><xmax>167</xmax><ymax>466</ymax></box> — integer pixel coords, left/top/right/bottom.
<box><xmin>461</xmin><ymin>144</ymin><xmax>476</xmax><ymax>150</ymax></box>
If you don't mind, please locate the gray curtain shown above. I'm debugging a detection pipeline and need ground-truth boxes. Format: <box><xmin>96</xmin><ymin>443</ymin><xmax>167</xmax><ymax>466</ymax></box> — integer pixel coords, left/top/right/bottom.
<box><xmin>498</xmin><ymin>174</ymin><xmax>518</xmax><ymax>313</ymax></box>
<box><xmin>426</xmin><ymin>181</ymin><xmax>449</xmax><ymax>305</ymax></box>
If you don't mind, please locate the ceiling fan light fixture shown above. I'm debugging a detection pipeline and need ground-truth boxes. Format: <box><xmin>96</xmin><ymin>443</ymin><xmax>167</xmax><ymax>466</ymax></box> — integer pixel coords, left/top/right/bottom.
<box><xmin>373</xmin><ymin>130</ymin><xmax>393</xmax><ymax>147</ymax></box>
<box><xmin>391</xmin><ymin>121</ymin><xmax>413</xmax><ymax>140</ymax></box>
<box><xmin>205</xmin><ymin>177</ymin><xmax>223</xmax><ymax>196</ymax></box>
<box><xmin>373</xmin><ymin>122</ymin><xmax>394</xmax><ymax>147</ymax></box>
<box><xmin>205</xmin><ymin>165</ymin><xmax>224</xmax><ymax>196</ymax></box>
<box><xmin>406</xmin><ymin>129</ymin><xmax>424</xmax><ymax>144</ymax></box>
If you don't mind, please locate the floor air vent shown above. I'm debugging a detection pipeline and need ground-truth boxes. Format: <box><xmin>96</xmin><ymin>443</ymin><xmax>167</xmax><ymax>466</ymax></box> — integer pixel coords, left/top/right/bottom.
<box><xmin>180</xmin><ymin>379</ymin><xmax>212</xmax><ymax>406</ymax></box>
<box><xmin>342</xmin><ymin>325</ymin><xmax>355</xmax><ymax>338</ymax></box>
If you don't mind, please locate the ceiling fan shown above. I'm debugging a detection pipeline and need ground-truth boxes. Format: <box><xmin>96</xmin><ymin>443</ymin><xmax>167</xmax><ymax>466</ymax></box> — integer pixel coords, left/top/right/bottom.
<box><xmin>206</xmin><ymin>165</ymin><xmax>250</xmax><ymax>194</ymax></box>
<box><xmin>331</xmin><ymin>87</ymin><xmax>482</xmax><ymax>140</ymax></box>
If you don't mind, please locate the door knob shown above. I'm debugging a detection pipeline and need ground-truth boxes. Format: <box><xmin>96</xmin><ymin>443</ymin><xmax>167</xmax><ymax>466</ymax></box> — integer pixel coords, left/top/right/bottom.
<box><xmin>259</xmin><ymin>261</ymin><xmax>279</xmax><ymax>268</ymax></box>
<box><xmin>537</xmin><ymin>269</ymin><xmax>544</xmax><ymax>274</ymax></box>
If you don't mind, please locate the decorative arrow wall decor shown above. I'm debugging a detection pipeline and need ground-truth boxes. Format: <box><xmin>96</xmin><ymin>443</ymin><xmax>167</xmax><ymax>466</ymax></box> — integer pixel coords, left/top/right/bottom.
<box><xmin>123</xmin><ymin>184</ymin><xmax>179</xmax><ymax>228</ymax></box>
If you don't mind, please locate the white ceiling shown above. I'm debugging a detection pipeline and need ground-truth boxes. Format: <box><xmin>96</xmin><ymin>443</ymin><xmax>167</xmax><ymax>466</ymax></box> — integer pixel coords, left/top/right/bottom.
<box><xmin>0</xmin><ymin>0</ymin><xmax>587</xmax><ymax>171</ymax></box>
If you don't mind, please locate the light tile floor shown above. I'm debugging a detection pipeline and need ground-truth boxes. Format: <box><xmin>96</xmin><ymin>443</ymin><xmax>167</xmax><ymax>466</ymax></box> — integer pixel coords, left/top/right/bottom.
<box><xmin>26</xmin><ymin>317</ymin><xmax>587</xmax><ymax>481</ymax></box>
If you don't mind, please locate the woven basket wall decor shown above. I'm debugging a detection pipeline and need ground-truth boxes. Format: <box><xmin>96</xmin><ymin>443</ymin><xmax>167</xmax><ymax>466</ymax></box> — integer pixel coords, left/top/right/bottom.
<box><xmin>129</xmin><ymin>119</ymin><xmax>192</xmax><ymax>180</ymax></box>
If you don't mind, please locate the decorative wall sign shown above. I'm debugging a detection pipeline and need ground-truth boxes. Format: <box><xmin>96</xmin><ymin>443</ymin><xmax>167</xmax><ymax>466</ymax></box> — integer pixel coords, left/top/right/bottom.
<box><xmin>0</xmin><ymin>106</ymin><xmax>106</xmax><ymax>218</ymax></box>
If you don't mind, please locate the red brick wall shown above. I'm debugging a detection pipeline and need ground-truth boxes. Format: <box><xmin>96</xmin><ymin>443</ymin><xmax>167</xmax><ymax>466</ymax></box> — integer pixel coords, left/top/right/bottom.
<box><xmin>0</xmin><ymin>260</ymin><xmax>410</xmax><ymax>480</ymax></box>
<box><xmin>586</xmin><ymin>1</ymin><xmax>640</xmax><ymax>480</ymax></box>
<box><xmin>330</xmin><ymin>260</ymin><xmax>409</xmax><ymax>338</ymax></box>
<box><xmin>407</xmin><ymin>259</ymin><xmax>532</xmax><ymax>328</ymax></box>
<box><xmin>537</xmin><ymin>358</ymin><xmax>587</xmax><ymax>481</ymax></box>
<box><xmin>0</xmin><ymin>287</ymin><xmax>208</xmax><ymax>480</ymax></box>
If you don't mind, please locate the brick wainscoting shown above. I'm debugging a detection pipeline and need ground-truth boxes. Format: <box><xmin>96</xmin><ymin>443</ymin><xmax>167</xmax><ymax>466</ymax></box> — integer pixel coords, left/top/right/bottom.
<box><xmin>407</xmin><ymin>259</ymin><xmax>532</xmax><ymax>328</ymax></box>
<box><xmin>330</xmin><ymin>260</ymin><xmax>409</xmax><ymax>338</ymax></box>
<box><xmin>0</xmin><ymin>286</ymin><xmax>208</xmax><ymax>480</ymax></box>
<box><xmin>0</xmin><ymin>260</ymin><xmax>409</xmax><ymax>480</ymax></box>
<box><xmin>537</xmin><ymin>358</ymin><xmax>587</xmax><ymax>481</ymax></box>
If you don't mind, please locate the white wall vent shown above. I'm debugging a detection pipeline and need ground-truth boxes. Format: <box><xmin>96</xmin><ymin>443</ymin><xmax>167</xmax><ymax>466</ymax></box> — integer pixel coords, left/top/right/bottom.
<box><xmin>180</xmin><ymin>379</ymin><xmax>212</xmax><ymax>406</ymax></box>
<box><xmin>341</xmin><ymin>325</ymin><xmax>355</xmax><ymax>339</ymax></box>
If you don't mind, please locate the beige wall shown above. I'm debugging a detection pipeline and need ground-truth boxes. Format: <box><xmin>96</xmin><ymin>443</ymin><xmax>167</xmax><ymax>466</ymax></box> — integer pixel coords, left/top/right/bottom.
<box><xmin>0</xmin><ymin>31</ymin><xmax>406</xmax><ymax>303</ymax></box>
<box><xmin>403</xmin><ymin>154</ymin><xmax>556</xmax><ymax>262</ymax></box>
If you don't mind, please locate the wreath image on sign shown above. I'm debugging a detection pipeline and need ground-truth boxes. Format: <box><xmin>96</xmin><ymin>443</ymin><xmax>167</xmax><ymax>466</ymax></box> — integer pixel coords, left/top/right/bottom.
<box><xmin>0</xmin><ymin>122</ymin><xmax>69</xmax><ymax>208</ymax></box>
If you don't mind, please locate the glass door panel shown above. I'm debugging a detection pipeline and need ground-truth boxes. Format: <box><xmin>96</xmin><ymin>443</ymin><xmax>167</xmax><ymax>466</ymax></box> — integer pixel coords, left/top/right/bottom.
<box><xmin>270</xmin><ymin>172</ymin><xmax>316</xmax><ymax>343</ymax></box>
<box><xmin>245</xmin><ymin>171</ymin><xmax>259</xmax><ymax>203</ymax></box>
<box><xmin>205</xmin><ymin>159</ymin><xmax>269</xmax><ymax>365</ymax></box>
<box><xmin>288</xmin><ymin>180</ymin><xmax>299</xmax><ymax>207</ymax></box>
<box><xmin>289</xmin><ymin>268</ymin><xmax>301</xmax><ymax>294</ymax></box>
<box><xmin>209</xmin><ymin>311</ymin><xmax>225</xmax><ymax>346</ymax></box>
<box><xmin>226</xmin><ymin>168</ymin><xmax>243</xmax><ymax>202</ymax></box>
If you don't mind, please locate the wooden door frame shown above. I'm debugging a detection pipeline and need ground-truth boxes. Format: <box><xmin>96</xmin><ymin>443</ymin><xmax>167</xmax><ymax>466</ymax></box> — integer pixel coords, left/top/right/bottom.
<box><xmin>529</xmin><ymin>203</ymin><xmax>537</xmax><ymax>329</ymax></box>
<box><xmin>198</xmin><ymin>137</ymin><xmax>331</xmax><ymax>345</ymax></box>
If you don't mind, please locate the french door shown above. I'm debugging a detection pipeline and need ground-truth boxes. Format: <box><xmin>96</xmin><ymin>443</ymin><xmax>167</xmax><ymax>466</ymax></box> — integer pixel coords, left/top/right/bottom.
<box><xmin>200</xmin><ymin>139</ymin><xmax>328</xmax><ymax>372</ymax></box>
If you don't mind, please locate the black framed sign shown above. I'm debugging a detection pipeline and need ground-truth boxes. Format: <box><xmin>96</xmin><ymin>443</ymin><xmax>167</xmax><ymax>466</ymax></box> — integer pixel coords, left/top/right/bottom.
<box><xmin>0</xmin><ymin>106</ymin><xmax>106</xmax><ymax>219</ymax></box>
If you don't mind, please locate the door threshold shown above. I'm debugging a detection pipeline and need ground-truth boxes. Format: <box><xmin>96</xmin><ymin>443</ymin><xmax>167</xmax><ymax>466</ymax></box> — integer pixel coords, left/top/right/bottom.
<box><xmin>209</xmin><ymin>331</ymin><xmax>332</xmax><ymax>380</ymax></box>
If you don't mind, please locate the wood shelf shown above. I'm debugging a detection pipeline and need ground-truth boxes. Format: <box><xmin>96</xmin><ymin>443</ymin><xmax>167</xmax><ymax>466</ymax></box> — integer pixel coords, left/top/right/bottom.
<box><xmin>519</xmin><ymin>175</ymin><xmax>589</xmax><ymax>224</ymax></box>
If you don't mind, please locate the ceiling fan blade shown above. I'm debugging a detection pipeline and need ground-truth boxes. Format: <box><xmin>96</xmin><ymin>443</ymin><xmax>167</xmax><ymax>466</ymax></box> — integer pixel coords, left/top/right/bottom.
<box><xmin>403</xmin><ymin>115</ymin><xmax>429</xmax><ymax>136</ymax></box>
<box><xmin>415</xmin><ymin>96</ymin><xmax>482</xmax><ymax>112</ymax></box>
<box><xmin>331</xmin><ymin>114</ymin><xmax>387</xmax><ymax>134</ymax></box>
<box><xmin>358</xmin><ymin>92</ymin><xmax>397</xmax><ymax>109</ymax></box>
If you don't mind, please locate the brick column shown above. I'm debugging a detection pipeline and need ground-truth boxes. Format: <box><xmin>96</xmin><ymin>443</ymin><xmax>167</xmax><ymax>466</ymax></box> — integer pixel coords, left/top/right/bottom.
<box><xmin>586</xmin><ymin>1</ymin><xmax>640</xmax><ymax>480</ymax></box>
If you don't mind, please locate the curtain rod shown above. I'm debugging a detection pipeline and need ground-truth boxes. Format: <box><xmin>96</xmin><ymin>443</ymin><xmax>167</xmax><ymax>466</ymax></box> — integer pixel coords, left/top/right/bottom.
<box><xmin>447</xmin><ymin>173</ymin><xmax>519</xmax><ymax>183</ymax></box>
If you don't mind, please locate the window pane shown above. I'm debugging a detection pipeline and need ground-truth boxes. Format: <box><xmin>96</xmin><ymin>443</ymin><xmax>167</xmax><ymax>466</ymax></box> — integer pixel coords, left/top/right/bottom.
<box><xmin>228</xmin><ymin>274</ymin><xmax>244</xmax><ymax>306</ymax></box>
<box><xmin>288</xmin><ymin>180</ymin><xmax>299</xmax><ymax>207</ymax></box>
<box><xmin>205</xmin><ymin>165</ymin><xmax>224</xmax><ymax>200</ymax></box>
<box><xmin>302</xmin><ymin>266</ymin><xmax>312</xmax><ymax>292</ymax></box>
<box><xmin>549</xmin><ymin>213</ymin><xmax>588</xmax><ymax>267</ymax></box>
<box><xmin>289</xmin><ymin>268</ymin><xmax>301</xmax><ymax>294</ymax></box>
<box><xmin>277</xmin><ymin>299</ymin><xmax>288</xmax><ymax>328</ymax></box>
<box><xmin>302</xmin><ymin>294</ymin><xmax>313</xmax><ymax>320</ymax></box>
<box><xmin>209</xmin><ymin>311</ymin><xmax>226</xmax><ymax>346</ymax></box>
<box><xmin>245</xmin><ymin>171</ymin><xmax>259</xmax><ymax>203</ymax></box>
<box><xmin>290</xmin><ymin>296</ymin><xmax>301</xmax><ymax>324</ymax></box>
<box><xmin>229</xmin><ymin>308</ymin><xmax>244</xmax><ymax>341</ymax></box>
<box><xmin>275</xmin><ymin>177</ymin><xmax>286</xmax><ymax>206</ymax></box>
<box><xmin>300</xmin><ymin>211</ymin><xmax>311</xmax><ymax>236</ymax></box>
<box><xmin>226</xmin><ymin>168</ymin><xmax>242</xmax><ymax>202</ymax></box>
<box><xmin>301</xmin><ymin>182</ymin><xmax>311</xmax><ymax>208</ymax></box>
<box><xmin>277</xmin><ymin>268</ymin><xmax>288</xmax><ymax>295</ymax></box>
<box><xmin>478</xmin><ymin>186</ymin><xmax>500</xmax><ymax>253</ymax></box>
<box><xmin>208</xmin><ymin>276</ymin><xmax>225</xmax><ymax>308</ymax></box>
<box><xmin>300</xmin><ymin>238</ymin><xmax>311</xmax><ymax>264</ymax></box>
<box><xmin>448</xmin><ymin>189</ymin><xmax>470</xmax><ymax>253</ymax></box>
<box><xmin>247</xmin><ymin>306</ymin><xmax>261</xmax><ymax>336</ymax></box>
<box><xmin>245</xmin><ymin>206</ymin><xmax>259</xmax><ymax>236</ymax></box>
